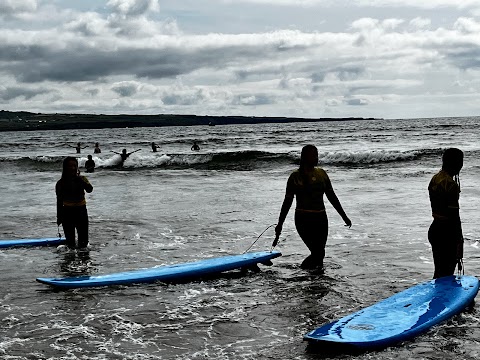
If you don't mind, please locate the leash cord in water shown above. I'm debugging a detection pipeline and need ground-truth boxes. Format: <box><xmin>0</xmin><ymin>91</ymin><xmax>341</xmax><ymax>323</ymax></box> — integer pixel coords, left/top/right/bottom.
<box><xmin>457</xmin><ymin>258</ymin><xmax>464</xmax><ymax>276</ymax></box>
<box><xmin>243</xmin><ymin>224</ymin><xmax>276</xmax><ymax>254</ymax></box>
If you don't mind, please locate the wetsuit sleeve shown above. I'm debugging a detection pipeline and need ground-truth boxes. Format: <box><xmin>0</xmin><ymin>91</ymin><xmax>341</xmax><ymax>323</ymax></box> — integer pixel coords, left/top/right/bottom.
<box><xmin>81</xmin><ymin>176</ymin><xmax>93</xmax><ymax>193</ymax></box>
<box><xmin>320</xmin><ymin>169</ymin><xmax>333</xmax><ymax>190</ymax></box>
<box><xmin>55</xmin><ymin>181</ymin><xmax>63</xmax><ymax>223</ymax></box>
<box><xmin>285</xmin><ymin>172</ymin><xmax>296</xmax><ymax>199</ymax></box>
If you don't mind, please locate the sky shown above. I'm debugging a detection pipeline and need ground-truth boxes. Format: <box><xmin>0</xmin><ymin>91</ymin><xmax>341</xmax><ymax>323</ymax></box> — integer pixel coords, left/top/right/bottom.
<box><xmin>1</xmin><ymin>0</ymin><xmax>480</xmax><ymax>119</ymax></box>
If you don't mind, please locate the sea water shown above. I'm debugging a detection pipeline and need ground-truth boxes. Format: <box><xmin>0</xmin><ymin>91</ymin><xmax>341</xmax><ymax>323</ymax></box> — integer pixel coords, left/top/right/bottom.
<box><xmin>0</xmin><ymin>117</ymin><xmax>479</xmax><ymax>359</ymax></box>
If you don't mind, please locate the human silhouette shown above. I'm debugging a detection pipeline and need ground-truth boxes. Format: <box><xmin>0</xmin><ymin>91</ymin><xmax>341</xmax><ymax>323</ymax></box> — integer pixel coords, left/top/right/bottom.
<box><xmin>56</xmin><ymin>157</ymin><xmax>93</xmax><ymax>249</ymax></box>
<box><xmin>85</xmin><ymin>155</ymin><xmax>95</xmax><ymax>173</ymax></box>
<box><xmin>428</xmin><ymin>148</ymin><xmax>464</xmax><ymax>279</ymax></box>
<box><xmin>274</xmin><ymin>145</ymin><xmax>351</xmax><ymax>270</ymax></box>
<box><xmin>112</xmin><ymin>148</ymin><xmax>141</xmax><ymax>167</ymax></box>
<box><xmin>68</xmin><ymin>142</ymin><xmax>88</xmax><ymax>154</ymax></box>
<box><xmin>151</xmin><ymin>142</ymin><xmax>161</xmax><ymax>152</ymax></box>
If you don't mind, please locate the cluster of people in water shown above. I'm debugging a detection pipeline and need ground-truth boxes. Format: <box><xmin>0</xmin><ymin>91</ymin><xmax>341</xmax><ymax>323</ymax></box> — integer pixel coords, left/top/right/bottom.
<box><xmin>57</xmin><ymin>144</ymin><xmax>465</xmax><ymax>280</ymax></box>
<box><xmin>68</xmin><ymin>140</ymin><xmax>201</xmax><ymax>173</ymax></box>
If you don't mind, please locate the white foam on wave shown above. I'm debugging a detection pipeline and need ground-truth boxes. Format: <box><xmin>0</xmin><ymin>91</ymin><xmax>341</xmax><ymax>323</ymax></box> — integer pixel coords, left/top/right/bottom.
<box><xmin>76</xmin><ymin>153</ymin><xmax>172</xmax><ymax>168</ymax></box>
<box><xmin>320</xmin><ymin>149</ymin><xmax>417</xmax><ymax>164</ymax></box>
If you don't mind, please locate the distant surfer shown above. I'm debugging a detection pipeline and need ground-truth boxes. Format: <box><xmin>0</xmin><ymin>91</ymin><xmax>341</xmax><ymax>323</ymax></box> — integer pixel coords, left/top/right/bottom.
<box><xmin>191</xmin><ymin>141</ymin><xmax>200</xmax><ymax>151</ymax></box>
<box><xmin>94</xmin><ymin>142</ymin><xmax>101</xmax><ymax>154</ymax></box>
<box><xmin>68</xmin><ymin>142</ymin><xmax>88</xmax><ymax>154</ymax></box>
<box><xmin>274</xmin><ymin>145</ymin><xmax>351</xmax><ymax>271</ymax></box>
<box><xmin>428</xmin><ymin>148</ymin><xmax>464</xmax><ymax>279</ymax></box>
<box><xmin>112</xmin><ymin>148</ymin><xmax>141</xmax><ymax>167</ymax></box>
<box><xmin>56</xmin><ymin>156</ymin><xmax>93</xmax><ymax>249</ymax></box>
<box><xmin>85</xmin><ymin>155</ymin><xmax>95</xmax><ymax>173</ymax></box>
<box><xmin>151</xmin><ymin>142</ymin><xmax>161</xmax><ymax>152</ymax></box>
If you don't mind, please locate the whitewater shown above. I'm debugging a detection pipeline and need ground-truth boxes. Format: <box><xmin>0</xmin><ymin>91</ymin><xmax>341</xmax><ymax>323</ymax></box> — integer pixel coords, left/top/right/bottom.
<box><xmin>0</xmin><ymin>117</ymin><xmax>479</xmax><ymax>359</ymax></box>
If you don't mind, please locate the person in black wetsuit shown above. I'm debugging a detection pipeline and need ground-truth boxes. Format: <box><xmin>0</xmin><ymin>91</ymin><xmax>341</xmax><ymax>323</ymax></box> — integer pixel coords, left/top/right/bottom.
<box><xmin>113</xmin><ymin>149</ymin><xmax>141</xmax><ymax>167</ymax></box>
<box><xmin>428</xmin><ymin>148</ymin><xmax>464</xmax><ymax>279</ymax></box>
<box><xmin>151</xmin><ymin>142</ymin><xmax>161</xmax><ymax>152</ymax></box>
<box><xmin>68</xmin><ymin>142</ymin><xmax>88</xmax><ymax>154</ymax></box>
<box><xmin>56</xmin><ymin>157</ymin><xmax>93</xmax><ymax>249</ymax></box>
<box><xmin>275</xmin><ymin>145</ymin><xmax>351</xmax><ymax>270</ymax></box>
<box><xmin>85</xmin><ymin>155</ymin><xmax>95</xmax><ymax>173</ymax></box>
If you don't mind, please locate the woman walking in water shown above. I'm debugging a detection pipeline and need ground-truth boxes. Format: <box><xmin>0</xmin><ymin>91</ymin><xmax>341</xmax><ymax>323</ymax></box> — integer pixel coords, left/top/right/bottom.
<box><xmin>56</xmin><ymin>157</ymin><xmax>93</xmax><ymax>249</ymax></box>
<box><xmin>275</xmin><ymin>145</ymin><xmax>351</xmax><ymax>270</ymax></box>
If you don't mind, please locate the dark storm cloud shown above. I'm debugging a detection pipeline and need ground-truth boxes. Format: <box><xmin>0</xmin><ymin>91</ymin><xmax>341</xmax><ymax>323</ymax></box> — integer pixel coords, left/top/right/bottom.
<box><xmin>112</xmin><ymin>83</ymin><xmax>138</xmax><ymax>97</ymax></box>
<box><xmin>0</xmin><ymin>0</ymin><xmax>37</xmax><ymax>18</ymax></box>
<box><xmin>443</xmin><ymin>47</ymin><xmax>480</xmax><ymax>70</ymax></box>
<box><xmin>0</xmin><ymin>41</ymin><xmax>295</xmax><ymax>84</ymax></box>
<box><xmin>0</xmin><ymin>86</ymin><xmax>47</xmax><ymax>100</ymax></box>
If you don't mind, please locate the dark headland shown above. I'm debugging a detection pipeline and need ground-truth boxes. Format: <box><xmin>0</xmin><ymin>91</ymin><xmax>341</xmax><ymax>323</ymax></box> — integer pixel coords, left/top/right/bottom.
<box><xmin>0</xmin><ymin>110</ymin><xmax>381</xmax><ymax>132</ymax></box>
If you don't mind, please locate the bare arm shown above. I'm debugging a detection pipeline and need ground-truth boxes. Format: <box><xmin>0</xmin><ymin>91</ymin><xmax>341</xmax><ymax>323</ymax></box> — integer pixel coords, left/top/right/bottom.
<box><xmin>325</xmin><ymin>189</ymin><xmax>351</xmax><ymax>227</ymax></box>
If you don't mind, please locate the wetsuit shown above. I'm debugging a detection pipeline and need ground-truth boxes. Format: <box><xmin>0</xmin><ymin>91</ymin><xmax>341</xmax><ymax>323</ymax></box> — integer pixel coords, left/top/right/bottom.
<box><xmin>286</xmin><ymin>167</ymin><xmax>332</xmax><ymax>269</ymax></box>
<box><xmin>56</xmin><ymin>176</ymin><xmax>93</xmax><ymax>249</ymax></box>
<box><xmin>85</xmin><ymin>159</ymin><xmax>95</xmax><ymax>173</ymax></box>
<box><xmin>428</xmin><ymin>170</ymin><xmax>463</xmax><ymax>278</ymax></box>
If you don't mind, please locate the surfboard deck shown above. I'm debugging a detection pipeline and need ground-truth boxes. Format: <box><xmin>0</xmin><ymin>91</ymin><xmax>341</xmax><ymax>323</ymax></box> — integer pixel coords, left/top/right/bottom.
<box><xmin>0</xmin><ymin>237</ymin><xmax>65</xmax><ymax>249</ymax></box>
<box><xmin>304</xmin><ymin>275</ymin><xmax>479</xmax><ymax>349</ymax></box>
<box><xmin>37</xmin><ymin>250</ymin><xmax>282</xmax><ymax>288</ymax></box>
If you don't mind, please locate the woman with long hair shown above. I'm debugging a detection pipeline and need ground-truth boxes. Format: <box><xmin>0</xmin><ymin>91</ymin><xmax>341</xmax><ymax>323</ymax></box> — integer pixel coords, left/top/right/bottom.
<box><xmin>56</xmin><ymin>156</ymin><xmax>93</xmax><ymax>249</ymax></box>
<box><xmin>275</xmin><ymin>145</ymin><xmax>351</xmax><ymax>270</ymax></box>
<box><xmin>428</xmin><ymin>148</ymin><xmax>464</xmax><ymax>278</ymax></box>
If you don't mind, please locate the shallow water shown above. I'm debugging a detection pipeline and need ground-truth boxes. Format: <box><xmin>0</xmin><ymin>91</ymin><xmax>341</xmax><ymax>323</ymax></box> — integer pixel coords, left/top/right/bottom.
<box><xmin>1</xmin><ymin>117</ymin><xmax>479</xmax><ymax>359</ymax></box>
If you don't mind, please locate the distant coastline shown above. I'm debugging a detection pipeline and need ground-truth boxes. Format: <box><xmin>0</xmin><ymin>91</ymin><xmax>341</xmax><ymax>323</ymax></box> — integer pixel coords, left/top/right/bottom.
<box><xmin>0</xmin><ymin>110</ymin><xmax>381</xmax><ymax>132</ymax></box>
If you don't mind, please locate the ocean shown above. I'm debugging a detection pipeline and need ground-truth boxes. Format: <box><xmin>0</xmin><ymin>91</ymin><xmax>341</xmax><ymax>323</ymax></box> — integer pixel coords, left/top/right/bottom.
<box><xmin>0</xmin><ymin>117</ymin><xmax>479</xmax><ymax>359</ymax></box>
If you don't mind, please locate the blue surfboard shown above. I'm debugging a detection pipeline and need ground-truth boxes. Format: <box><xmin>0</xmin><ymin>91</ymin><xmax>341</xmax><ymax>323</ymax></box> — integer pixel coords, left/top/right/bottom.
<box><xmin>36</xmin><ymin>250</ymin><xmax>282</xmax><ymax>288</ymax></box>
<box><xmin>0</xmin><ymin>237</ymin><xmax>65</xmax><ymax>249</ymax></box>
<box><xmin>304</xmin><ymin>275</ymin><xmax>479</xmax><ymax>349</ymax></box>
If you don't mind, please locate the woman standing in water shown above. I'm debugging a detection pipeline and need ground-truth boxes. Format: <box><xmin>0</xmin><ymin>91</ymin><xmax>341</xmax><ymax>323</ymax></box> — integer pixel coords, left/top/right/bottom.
<box><xmin>428</xmin><ymin>148</ymin><xmax>464</xmax><ymax>279</ymax></box>
<box><xmin>56</xmin><ymin>157</ymin><xmax>93</xmax><ymax>249</ymax></box>
<box><xmin>275</xmin><ymin>145</ymin><xmax>351</xmax><ymax>270</ymax></box>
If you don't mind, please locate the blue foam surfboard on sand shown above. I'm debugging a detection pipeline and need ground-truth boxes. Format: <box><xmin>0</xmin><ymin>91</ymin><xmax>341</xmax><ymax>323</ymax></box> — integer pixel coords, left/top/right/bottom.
<box><xmin>37</xmin><ymin>250</ymin><xmax>282</xmax><ymax>288</ymax></box>
<box><xmin>0</xmin><ymin>237</ymin><xmax>65</xmax><ymax>249</ymax></box>
<box><xmin>304</xmin><ymin>275</ymin><xmax>479</xmax><ymax>349</ymax></box>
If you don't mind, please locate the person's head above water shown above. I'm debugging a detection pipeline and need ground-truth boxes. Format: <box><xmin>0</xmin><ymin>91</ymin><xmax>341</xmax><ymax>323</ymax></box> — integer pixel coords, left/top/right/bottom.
<box><xmin>300</xmin><ymin>145</ymin><xmax>319</xmax><ymax>170</ymax></box>
<box><xmin>122</xmin><ymin>149</ymin><xmax>127</xmax><ymax>154</ymax></box>
<box><xmin>87</xmin><ymin>155</ymin><xmax>92</xmax><ymax>160</ymax></box>
<box><xmin>62</xmin><ymin>156</ymin><xmax>78</xmax><ymax>178</ymax></box>
<box><xmin>442</xmin><ymin>148</ymin><xmax>463</xmax><ymax>176</ymax></box>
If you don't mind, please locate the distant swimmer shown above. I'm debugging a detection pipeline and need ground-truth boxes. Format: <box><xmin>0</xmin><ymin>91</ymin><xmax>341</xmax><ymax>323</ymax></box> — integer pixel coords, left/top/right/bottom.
<box><xmin>151</xmin><ymin>142</ymin><xmax>161</xmax><ymax>152</ymax></box>
<box><xmin>112</xmin><ymin>148</ymin><xmax>141</xmax><ymax>167</ymax></box>
<box><xmin>191</xmin><ymin>141</ymin><xmax>200</xmax><ymax>151</ymax></box>
<box><xmin>85</xmin><ymin>155</ymin><xmax>95</xmax><ymax>173</ymax></box>
<box><xmin>94</xmin><ymin>142</ymin><xmax>101</xmax><ymax>154</ymax></box>
<box><xmin>68</xmin><ymin>142</ymin><xmax>88</xmax><ymax>154</ymax></box>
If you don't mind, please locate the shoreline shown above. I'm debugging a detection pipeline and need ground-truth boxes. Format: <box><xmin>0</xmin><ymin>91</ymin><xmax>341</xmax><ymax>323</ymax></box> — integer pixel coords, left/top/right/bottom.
<box><xmin>0</xmin><ymin>110</ymin><xmax>381</xmax><ymax>132</ymax></box>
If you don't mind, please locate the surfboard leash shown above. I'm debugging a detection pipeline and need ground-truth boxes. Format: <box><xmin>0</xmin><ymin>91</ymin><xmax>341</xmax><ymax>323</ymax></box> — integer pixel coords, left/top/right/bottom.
<box><xmin>457</xmin><ymin>259</ymin><xmax>464</xmax><ymax>276</ymax></box>
<box><xmin>243</xmin><ymin>224</ymin><xmax>276</xmax><ymax>254</ymax></box>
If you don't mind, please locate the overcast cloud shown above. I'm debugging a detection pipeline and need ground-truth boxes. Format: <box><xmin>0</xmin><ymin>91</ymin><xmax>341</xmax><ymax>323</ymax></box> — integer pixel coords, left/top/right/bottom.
<box><xmin>1</xmin><ymin>0</ymin><xmax>480</xmax><ymax>119</ymax></box>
